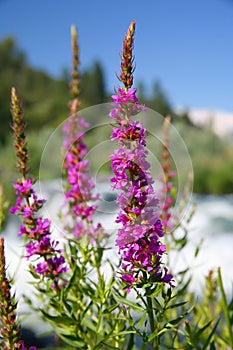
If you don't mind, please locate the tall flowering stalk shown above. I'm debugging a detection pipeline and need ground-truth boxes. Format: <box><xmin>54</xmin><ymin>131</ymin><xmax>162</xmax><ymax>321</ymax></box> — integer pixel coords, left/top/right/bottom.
<box><xmin>62</xmin><ymin>26</ymin><xmax>104</xmax><ymax>243</ymax></box>
<box><xmin>0</xmin><ymin>237</ymin><xmax>22</xmax><ymax>349</ymax></box>
<box><xmin>10</xmin><ymin>87</ymin><xmax>67</xmax><ymax>281</ymax></box>
<box><xmin>158</xmin><ymin>115</ymin><xmax>176</xmax><ymax>233</ymax></box>
<box><xmin>109</xmin><ymin>21</ymin><xmax>174</xmax><ymax>290</ymax></box>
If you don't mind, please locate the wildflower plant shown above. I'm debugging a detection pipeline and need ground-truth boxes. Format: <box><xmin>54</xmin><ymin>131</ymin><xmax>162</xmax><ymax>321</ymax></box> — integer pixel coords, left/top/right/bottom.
<box><xmin>109</xmin><ymin>31</ymin><xmax>174</xmax><ymax>290</ymax></box>
<box><xmin>3</xmin><ymin>19</ymin><xmax>233</xmax><ymax>350</ymax></box>
<box><xmin>10</xmin><ymin>87</ymin><xmax>67</xmax><ymax>284</ymax></box>
<box><xmin>0</xmin><ymin>237</ymin><xmax>22</xmax><ymax>350</ymax></box>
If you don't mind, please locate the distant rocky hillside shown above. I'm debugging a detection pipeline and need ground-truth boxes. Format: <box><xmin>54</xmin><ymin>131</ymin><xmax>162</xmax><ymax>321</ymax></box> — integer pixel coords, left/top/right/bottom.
<box><xmin>188</xmin><ymin>109</ymin><xmax>233</xmax><ymax>138</ymax></box>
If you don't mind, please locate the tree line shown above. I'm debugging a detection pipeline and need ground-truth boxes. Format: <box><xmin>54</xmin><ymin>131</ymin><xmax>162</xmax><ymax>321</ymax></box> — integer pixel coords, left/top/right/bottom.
<box><xmin>1</xmin><ymin>36</ymin><xmax>232</xmax><ymax>194</ymax></box>
<box><xmin>0</xmin><ymin>36</ymin><xmax>178</xmax><ymax>145</ymax></box>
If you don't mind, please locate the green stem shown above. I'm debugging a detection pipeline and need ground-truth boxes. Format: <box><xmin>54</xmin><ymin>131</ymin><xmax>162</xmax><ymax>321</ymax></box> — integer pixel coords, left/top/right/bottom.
<box><xmin>146</xmin><ymin>295</ymin><xmax>159</xmax><ymax>349</ymax></box>
<box><xmin>217</xmin><ymin>267</ymin><xmax>233</xmax><ymax>348</ymax></box>
<box><xmin>146</xmin><ymin>295</ymin><xmax>155</xmax><ymax>331</ymax></box>
<box><xmin>114</xmin><ymin>321</ymin><xmax>119</xmax><ymax>349</ymax></box>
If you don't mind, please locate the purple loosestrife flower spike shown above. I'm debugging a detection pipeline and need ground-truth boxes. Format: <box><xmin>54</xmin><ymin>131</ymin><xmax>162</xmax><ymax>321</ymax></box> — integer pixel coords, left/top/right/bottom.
<box><xmin>62</xmin><ymin>26</ymin><xmax>105</xmax><ymax>243</ymax></box>
<box><xmin>110</xmin><ymin>21</ymin><xmax>174</xmax><ymax>290</ymax></box>
<box><xmin>10</xmin><ymin>88</ymin><xmax>67</xmax><ymax>281</ymax></box>
<box><xmin>158</xmin><ymin>116</ymin><xmax>176</xmax><ymax>232</ymax></box>
<box><xmin>0</xmin><ymin>237</ymin><xmax>23</xmax><ymax>349</ymax></box>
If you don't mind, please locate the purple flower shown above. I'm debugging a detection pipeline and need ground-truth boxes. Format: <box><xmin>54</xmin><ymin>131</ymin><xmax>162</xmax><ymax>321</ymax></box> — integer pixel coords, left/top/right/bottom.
<box><xmin>18</xmin><ymin>225</ymin><xmax>27</xmax><ymax>236</ymax></box>
<box><xmin>122</xmin><ymin>274</ymin><xmax>136</xmax><ymax>284</ymax></box>
<box><xmin>111</xmin><ymin>120</ymin><xmax>147</xmax><ymax>146</ymax></box>
<box><xmin>161</xmin><ymin>268</ymin><xmax>175</xmax><ymax>287</ymax></box>
<box><xmin>109</xmin><ymin>88</ymin><xmax>145</xmax><ymax>122</ymax></box>
<box><xmin>35</xmin><ymin>256</ymin><xmax>67</xmax><ymax>276</ymax></box>
<box><xmin>112</xmin><ymin>87</ymin><xmax>139</xmax><ymax>105</ymax></box>
<box><xmin>25</xmin><ymin>236</ymin><xmax>61</xmax><ymax>259</ymax></box>
<box><xmin>9</xmin><ymin>196</ymin><xmax>23</xmax><ymax>214</ymax></box>
<box><xmin>33</xmin><ymin>218</ymin><xmax>50</xmax><ymax>236</ymax></box>
<box><xmin>13</xmin><ymin>178</ymin><xmax>33</xmax><ymax>194</ymax></box>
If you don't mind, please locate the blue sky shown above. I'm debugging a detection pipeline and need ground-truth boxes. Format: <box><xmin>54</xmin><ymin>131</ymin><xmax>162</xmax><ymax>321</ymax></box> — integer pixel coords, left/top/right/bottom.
<box><xmin>1</xmin><ymin>0</ymin><xmax>233</xmax><ymax>111</ymax></box>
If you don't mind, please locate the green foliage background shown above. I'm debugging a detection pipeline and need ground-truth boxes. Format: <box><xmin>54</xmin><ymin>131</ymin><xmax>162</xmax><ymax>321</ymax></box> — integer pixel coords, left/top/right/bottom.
<box><xmin>0</xmin><ymin>36</ymin><xmax>233</xmax><ymax>205</ymax></box>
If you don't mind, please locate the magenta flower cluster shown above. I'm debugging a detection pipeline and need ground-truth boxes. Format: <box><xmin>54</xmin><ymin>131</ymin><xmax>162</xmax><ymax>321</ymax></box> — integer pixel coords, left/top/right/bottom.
<box><xmin>109</xmin><ymin>87</ymin><xmax>174</xmax><ymax>289</ymax></box>
<box><xmin>62</xmin><ymin>116</ymin><xmax>104</xmax><ymax>242</ymax></box>
<box><xmin>10</xmin><ymin>178</ymin><xmax>67</xmax><ymax>278</ymax></box>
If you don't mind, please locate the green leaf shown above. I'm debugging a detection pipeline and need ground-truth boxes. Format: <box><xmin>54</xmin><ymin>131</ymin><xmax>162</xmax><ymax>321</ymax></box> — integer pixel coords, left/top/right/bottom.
<box><xmin>196</xmin><ymin>320</ymin><xmax>212</xmax><ymax>337</ymax></box>
<box><xmin>167</xmin><ymin>300</ymin><xmax>188</xmax><ymax>309</ymax></box>
<box><xmin>164</xmin><ymin>315</ymin><xmax>185</xmax><ymax>327</ymax></box>
<box><xmin>218</xmin><ymin>267</ymin><xmax>233</xmax><ymax>348</ymax></box>
<box><xmin>148</xmin><ymin>330</ymin><xmax>158</xmax><ymax>342</ymax></box>
<box><xmin>113</xmin><ymin>330</ymin><xmax>137</xmax><ymax>336</ymax></box>
<box><xmin>40</xmin><ymin>310</ymin><xmax>77</xmax><ymax>327</ymax></box>
<box><xmin>83</xmin><ymin>300</ymin><xmax>94</xmax><ymax>318</ymax></box>
<box><xmin>138</xmin><ymin>311</ymin><xmax>147</xmax><ymax>329</ymax></box>
<box><xmin>96</xmin><ymin>309</ymin><xmax>103</xmax><ymax>333</ymax></box>
<box><xmin>93</xmin><ymin>330</ymin><xmax>137</xmax><ymax>350</ymax></box>
<box><xmin>103</xmin><ymin>303</ymin><xmax>119</xmax><ymax>314</ymax></box>
<box><xmin>113</xmin><ymin>293</ymin><xmax>145</xmax><ymax>312</ymax></box>
<box><xmin>57</xmin><ymin>333</ymin><xmax>86</xmax><ymax>347</ymax></box>
<box><xmin>194</xmin><ymin>243</ymin><xmax>201</xmax><ymax>257</ymax></box>
<box><xmin>146</xmin><ymin>284</ymin><xmax>163</xmax><ymax>298</ymax></box>
<box><xmin>63</xmin><ymin>264</ymin><xmax>78</xmax><ymax>297</ymax></box>
<box><xmin>81</xmin><ymin>317</ymin><xmax>97</xmax><ymax>332</ymax></box>
<box><xmin>202</xmin><ymin>319</ymin><xmax>220</xmax><ymax>350</ymax></box>
<box><xmin>29</xmin><ymin>265</ymin><xmax>40</xmax><ymax>279</ymax></box>
<box><xmin>177</xmin><ymin>267</ymin><xmax>189</xmax><ymax>275</ymax></box>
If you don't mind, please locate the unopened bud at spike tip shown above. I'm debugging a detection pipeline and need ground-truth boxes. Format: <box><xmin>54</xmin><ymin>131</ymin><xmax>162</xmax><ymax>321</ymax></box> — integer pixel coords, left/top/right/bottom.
<box><xmin>119</xmin><ymin>20</ymin><xmax>136</xmax><ymax>90</ymax></box>
<box><xmin>71</xmin><ymin>24</ymin><xmax>77</xmax><ymax>41</ymax></box>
